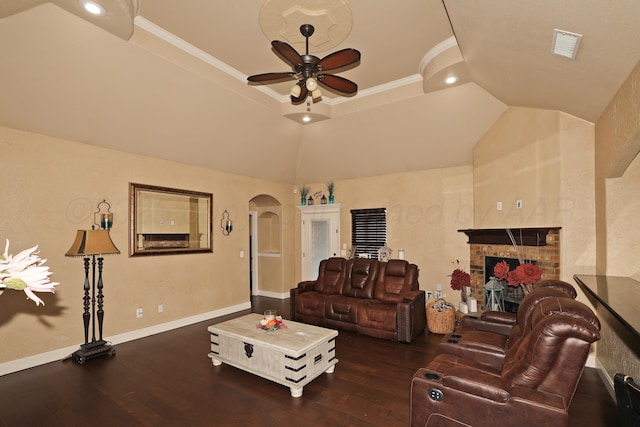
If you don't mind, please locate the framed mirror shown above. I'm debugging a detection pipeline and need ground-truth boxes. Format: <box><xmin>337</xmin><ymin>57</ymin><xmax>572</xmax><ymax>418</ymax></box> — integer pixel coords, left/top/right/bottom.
<box><xmin>129</xmin><ymin>183</ymin><xmax>212</xmax><ymax>256</ymax></box>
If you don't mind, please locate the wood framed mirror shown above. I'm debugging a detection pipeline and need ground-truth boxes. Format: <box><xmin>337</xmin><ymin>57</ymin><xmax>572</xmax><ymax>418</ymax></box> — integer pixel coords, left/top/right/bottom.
<box><xmin>129</xmin><ymin>183</ymin><xmax>212</xmax><ymax>256</ymax></box>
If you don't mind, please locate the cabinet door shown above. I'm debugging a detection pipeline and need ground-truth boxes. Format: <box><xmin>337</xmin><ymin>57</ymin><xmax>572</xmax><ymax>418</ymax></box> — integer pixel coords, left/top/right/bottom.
<box><xmin>300</xmin><ymin>206</ymin><xmax>340</xmax><ymax>281</ymax></box>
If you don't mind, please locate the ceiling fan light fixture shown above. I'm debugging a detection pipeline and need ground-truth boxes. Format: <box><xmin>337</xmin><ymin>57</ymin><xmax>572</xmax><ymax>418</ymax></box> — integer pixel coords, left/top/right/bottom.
<box><xmin>311</xmin><ymin>88</ymin><xmax>322</xmax><ymax>101</ymax></box>
<box><xmin>290</xmin><ymin>84</ymin><xmax>301</xmax><ymax>97</ymax></box>
<box><xmin>305</xmin><ymin>77</ymin><xmax>318</xmax><ymax>91</ymax></box>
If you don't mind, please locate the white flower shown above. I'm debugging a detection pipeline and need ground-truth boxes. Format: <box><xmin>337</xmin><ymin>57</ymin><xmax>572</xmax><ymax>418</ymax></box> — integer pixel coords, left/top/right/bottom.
<box><xmin>0</xmin><ymin>239</ymin><xmax>59</xmax><ymax>306</ymax></box>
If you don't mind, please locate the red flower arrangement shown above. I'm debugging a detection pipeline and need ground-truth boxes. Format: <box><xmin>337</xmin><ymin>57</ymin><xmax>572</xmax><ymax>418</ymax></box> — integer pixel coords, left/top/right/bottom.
<box><xmin>450</xmin><ymin>260</ymin><xmax>471</xmax><ymax>291</ymax></box>
<box><xmin>493</xmin><ymin>260</ymin><xmax>542</xmax><ymax>292</ymax></box>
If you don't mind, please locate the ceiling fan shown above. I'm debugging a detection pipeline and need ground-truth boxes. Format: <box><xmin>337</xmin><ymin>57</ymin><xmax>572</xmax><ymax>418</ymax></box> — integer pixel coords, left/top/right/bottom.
<box><xmin>247</xmin><ymin>24</ymin><xmax>361</xmax><ymax>103</ymax></box>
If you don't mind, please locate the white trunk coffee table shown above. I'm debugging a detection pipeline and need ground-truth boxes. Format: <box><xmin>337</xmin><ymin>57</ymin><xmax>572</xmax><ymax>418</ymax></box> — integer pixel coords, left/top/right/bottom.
<box><xmin>208</xmin><ymin>313</ymin><xmax>338</xmax><ymax>397</ymax></box>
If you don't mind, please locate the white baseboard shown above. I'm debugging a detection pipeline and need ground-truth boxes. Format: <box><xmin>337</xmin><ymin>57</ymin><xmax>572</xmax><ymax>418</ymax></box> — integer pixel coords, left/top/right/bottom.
<box><xmin>594</xmin><ymin>357</ymin><xmax>616</xmax><ymax>400</ymax></box>
<box><xmin>255</xmin><ymin>290</ymin><xmax>289</xmax><ymax>299</ymax></box>
<box><xmin>586</xmin><ymin>354</ymin><xmax>597</xmax><ymax>369</ymax></box>
<box><xmin>0</xmin><ymin>301</ymin><xmax>251</xmax><ymax>377</ymax></box>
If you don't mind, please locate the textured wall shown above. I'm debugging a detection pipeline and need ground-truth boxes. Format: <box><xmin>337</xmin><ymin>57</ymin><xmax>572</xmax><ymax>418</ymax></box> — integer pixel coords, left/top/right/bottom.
<box><xmin>298</xmin><ymin>165</ymin><xmax>475</xmax><ymax>300</ymax></box>
<box><xmin>0</xmin><ymin>125</ymin><xmax>294</xmax><ymax>363</ymax></box>
<box><xmin>594</xmin><ymin>58</ymin><xmax>640</xmax><ymax>383</ymax></box>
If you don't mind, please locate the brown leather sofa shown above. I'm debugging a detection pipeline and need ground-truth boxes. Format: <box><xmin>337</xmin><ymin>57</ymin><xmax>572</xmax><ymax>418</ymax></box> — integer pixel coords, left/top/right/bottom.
<box><xmin>410</xmin><ymin>296</ymin><xmax>601</xmax><ymax>427</ymax></box>
<box><xmin>290</xmin><ymin>257</ymin><xmax>426</xmax><ymax>343</ymax></box>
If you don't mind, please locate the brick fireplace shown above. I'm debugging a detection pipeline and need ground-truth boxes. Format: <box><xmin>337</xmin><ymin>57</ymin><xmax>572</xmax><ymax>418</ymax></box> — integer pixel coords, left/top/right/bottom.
<box><xmin>459</xmin><ymin>228</ymin><xmax>561</xmax><ymax>311</ymax></box>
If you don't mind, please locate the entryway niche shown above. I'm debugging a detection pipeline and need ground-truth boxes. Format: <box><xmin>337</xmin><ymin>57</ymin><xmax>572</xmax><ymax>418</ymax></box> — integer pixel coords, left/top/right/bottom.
<box><xmin>248</xmin><ymin>195</ymin><xmax>283</xmax><ymax>297</ymax></box>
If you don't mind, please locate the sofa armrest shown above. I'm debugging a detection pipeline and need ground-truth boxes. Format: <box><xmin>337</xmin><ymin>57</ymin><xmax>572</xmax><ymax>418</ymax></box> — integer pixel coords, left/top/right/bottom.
<box><xmin>397</xmin><ymin>290</ymin><xmax>426</xmax><ymax>343</ymax></box>
<box><xmin>296</xmin><ymin>280</ymin><xmax>317</xmax><ymax>292</ymax></box>
<box><xmin>290</xmin><ymin>281</ymin><xmax>317</xmax><ymax>321</ymax></box>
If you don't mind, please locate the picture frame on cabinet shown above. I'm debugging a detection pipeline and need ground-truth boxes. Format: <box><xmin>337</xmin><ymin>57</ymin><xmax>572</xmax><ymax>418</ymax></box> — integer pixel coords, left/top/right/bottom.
<box><xmin>129</xmin><ymin>183</ymin><xmax>212</xmax><ymax>256</ymax></box>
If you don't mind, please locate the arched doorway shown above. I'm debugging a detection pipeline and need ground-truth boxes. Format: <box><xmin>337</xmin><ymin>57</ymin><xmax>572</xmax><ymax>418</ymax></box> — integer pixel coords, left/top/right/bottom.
<box><xmin>248</xmin><ymin>195</ymin><xmax>283</xmax><ymax>297</ymax></box>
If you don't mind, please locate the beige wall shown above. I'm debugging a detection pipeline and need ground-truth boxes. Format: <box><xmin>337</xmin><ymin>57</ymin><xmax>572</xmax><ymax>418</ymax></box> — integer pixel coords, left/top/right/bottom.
<box><xmin>0</xmin><ymin>125</ymin><xmax>294</xmax><ymax>363</ymax></box>
<box><xmin>298</xmin><ymin>165</ymin><xmax>474</xmax><ymax>299</ymax></box>
<box><xmin>594</xmin><ymin>58</ymin><xmax>640</xmax><ymax>382</ymax></box>
<box><xmin>472</xmin><ymin>107</ymin><xmax>596</xmax><ymax>284</ymax></box>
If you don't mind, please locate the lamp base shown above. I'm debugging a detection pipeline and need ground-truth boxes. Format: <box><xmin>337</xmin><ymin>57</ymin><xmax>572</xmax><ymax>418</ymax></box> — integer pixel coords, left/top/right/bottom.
<box><xmin>72</xmin><ymin>339</ymin><xmax>116</xmax><ymax>365</ymax></box>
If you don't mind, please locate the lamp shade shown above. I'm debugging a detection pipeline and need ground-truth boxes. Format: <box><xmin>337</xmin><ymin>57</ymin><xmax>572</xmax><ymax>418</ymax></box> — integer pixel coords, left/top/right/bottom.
<box><xmin>66</xmin><ymin>229</ymin><xmax>120</xmax><ymax>257</ymax></box>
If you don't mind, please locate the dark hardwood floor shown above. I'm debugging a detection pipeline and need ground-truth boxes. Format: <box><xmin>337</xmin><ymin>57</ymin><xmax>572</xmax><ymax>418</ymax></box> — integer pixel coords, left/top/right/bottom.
<box><xmin>0</xmin><ymin>297</ymin><xmax>618</xmax><ymax>426</ymax></box>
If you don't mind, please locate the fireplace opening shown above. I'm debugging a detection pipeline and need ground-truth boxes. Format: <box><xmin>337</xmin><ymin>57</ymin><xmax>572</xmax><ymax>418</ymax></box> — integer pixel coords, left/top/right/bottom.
<box><xmin>484</xmin><ymin>256</ymin><xmax>536</xmax><ymax>313</ymax></box>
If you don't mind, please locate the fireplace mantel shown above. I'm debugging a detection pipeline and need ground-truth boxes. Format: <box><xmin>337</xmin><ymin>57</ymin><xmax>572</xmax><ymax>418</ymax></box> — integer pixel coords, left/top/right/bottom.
<box><xmin>459</xmin><ymin>227</ymin><xmax>561</xmax><ymax>247</ymax></box>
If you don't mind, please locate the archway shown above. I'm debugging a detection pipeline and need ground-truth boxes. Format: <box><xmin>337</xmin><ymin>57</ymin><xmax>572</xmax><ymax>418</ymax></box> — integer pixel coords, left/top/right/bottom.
<box><xmin>248</xmin><ymin>194</ymin><xmax>283</xmax><ymax>297</ymax></box>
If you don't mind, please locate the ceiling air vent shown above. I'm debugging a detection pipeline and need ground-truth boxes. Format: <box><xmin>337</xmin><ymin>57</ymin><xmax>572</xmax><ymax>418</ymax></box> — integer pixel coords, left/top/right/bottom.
<box><xmin>551</xmin><ymin>29</ymin><xmax>583</xmax><ymax>60</ymax></box>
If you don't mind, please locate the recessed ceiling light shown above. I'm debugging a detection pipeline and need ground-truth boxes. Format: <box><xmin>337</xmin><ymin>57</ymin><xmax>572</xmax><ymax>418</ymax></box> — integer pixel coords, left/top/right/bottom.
<box><xmin>302</xmin><ymin>116</ymin><xmax>312</xmax><ymax>123</ymax></box>
<box><xmin>79</xmin><ymin>0</ymin><xmax>107</xmax><ymax>17</ymax></box>
<box><xmin>444</xmin><ymin>76</ymin><xmax>458</xmax><ymax>85</ymax></box>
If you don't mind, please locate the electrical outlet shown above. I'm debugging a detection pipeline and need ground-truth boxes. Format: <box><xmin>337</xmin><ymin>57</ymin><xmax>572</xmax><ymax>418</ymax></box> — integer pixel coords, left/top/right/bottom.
<box><xmin>136</xmin><ymin>307</ymin><xmax>143</xmax><ymax>318</ymax></box>
<box><xmin>516</xmin><ymin>199</ymin><xmax>523</xmax><ymax>209</ymax></box>
<box><xmin>158</xmin><ymin>304</ymin><xmax>163</xmax><ymax>313</ymax></box>
<box><xmin>426</xmin><ymin>291</ymin><xmax>433</xmax><ymax>301</ymax></box>
<box><xmin>497</xmin><ymin>201</ymin><xmax>503</xmax><ymax>211</ymax></box>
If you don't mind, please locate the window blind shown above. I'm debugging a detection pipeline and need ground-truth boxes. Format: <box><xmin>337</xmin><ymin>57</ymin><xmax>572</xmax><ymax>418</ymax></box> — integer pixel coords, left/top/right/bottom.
<box><xmin>351</xmin><ymin>208</ymin><xmax>387</xmax><ymax>259</ymax></box>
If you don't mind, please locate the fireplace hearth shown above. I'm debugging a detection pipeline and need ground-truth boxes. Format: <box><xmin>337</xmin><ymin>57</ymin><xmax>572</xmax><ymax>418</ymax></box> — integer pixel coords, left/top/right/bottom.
<box><xmin>460</xmin><ymin>228</ymin><xmax>561</xmax><ymax>311</ymax></box>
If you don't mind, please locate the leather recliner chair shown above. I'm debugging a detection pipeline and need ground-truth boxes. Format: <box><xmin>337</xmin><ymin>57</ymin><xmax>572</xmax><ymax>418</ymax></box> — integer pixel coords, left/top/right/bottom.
<box><xmin>410</xmin><ymin>297</ymin><xmax>601</xmax><ymax>427</ymax></box>
<box><xmin>458</xmin><ymin>279</ymin><xmax>578</xmax><ymax>336</ymax></box>
<box><xmin>436</xmin><ymin>285</ymin><xmax>573</xmax><ymax>369</ymax></box>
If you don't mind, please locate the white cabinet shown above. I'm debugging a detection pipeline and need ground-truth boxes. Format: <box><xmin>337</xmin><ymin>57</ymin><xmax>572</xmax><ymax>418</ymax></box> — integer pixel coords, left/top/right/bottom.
<box><xmin>299</xmin><ymin>204</ymin><xmax>341</xmax><ymax>281</ymax></box>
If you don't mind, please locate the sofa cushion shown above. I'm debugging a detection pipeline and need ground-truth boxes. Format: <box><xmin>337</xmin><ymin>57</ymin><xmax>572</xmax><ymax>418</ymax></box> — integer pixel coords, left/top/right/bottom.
<box><xmin>342</xmin><ymin>258</ymin><xmax>379</xmax><ymax>299</ymax></box>
<box><xmin>296</xmin><ymin>291</ymin><xmax>326</xmax><ymax>318</ymax></box>
<box><xmin>358</xmin><ymin>301</ymin><xmax>397</xmax><ymax>332</ymax></box>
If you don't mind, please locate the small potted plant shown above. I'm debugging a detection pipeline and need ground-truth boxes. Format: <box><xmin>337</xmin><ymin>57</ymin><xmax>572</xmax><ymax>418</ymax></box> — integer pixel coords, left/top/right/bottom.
<box><xmin>327</xmin><ymin>181</ymin><xmax>335</xmax><ymax>204</ymax></box>
<box><xmin>299</xmin><ymin>185</ymin><xmax>310</xmax><ymax>206</ymax></box>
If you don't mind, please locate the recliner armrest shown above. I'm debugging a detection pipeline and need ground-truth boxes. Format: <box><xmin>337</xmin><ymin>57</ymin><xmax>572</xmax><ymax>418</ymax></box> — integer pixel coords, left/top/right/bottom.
<box><xmin>441</xmin><ymin>366</ymin><xmax>510</xmax><ymax>402</ymax></box>
<box><xmin>460</xmin><ymin>315</ymin><xmax>514</xmax><ymax>336</ymax></box>
<box><xmin>480</xmin><ymin>311</ymin><xmax>517</xmax><ymax>325</ymax></box>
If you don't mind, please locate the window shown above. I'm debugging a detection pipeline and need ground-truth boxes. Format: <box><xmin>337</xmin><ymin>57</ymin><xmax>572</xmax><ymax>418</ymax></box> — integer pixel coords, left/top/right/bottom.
<box><xmin>351</xmin><ymin>208</ymin><xmax>387</xmax><ymax>259</ymax></box>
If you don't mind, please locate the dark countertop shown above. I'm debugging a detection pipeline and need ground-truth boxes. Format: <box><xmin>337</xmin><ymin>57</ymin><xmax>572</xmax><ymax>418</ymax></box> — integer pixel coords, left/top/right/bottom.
<box><xmin>574</xmin><ymin>274</ymin><xmax>640</xmax><ymax>339</ymax></box>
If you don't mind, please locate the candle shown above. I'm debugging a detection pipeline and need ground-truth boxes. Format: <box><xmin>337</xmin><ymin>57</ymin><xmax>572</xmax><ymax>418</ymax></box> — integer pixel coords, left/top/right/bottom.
<box><xmin>101</xmin><ymin>213</ymin><xmax>113</xmax><ymax>229</ymax></box>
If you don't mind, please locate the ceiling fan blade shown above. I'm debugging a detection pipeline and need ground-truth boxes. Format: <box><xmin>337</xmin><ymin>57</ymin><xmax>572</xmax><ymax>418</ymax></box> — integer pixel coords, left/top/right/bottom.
<box><xmin>272</xmin><ymin>40</ymin><xmax>303</xmax><ymax>68</ymax></box>
<box><xmin>317</xmin><ymin>74</ymin><xmax>358</xmax><ymax>94</ymax></box>
<box><xmin>247</xmin><ymin>72</ymin><xmax>295</xmax><ymax>83</ymax></box>
<box><xmin>317</xmin><ymin>49</ymin><xmax>361</xmax><ymax>71</ymax></box>
<box><xmin>291</xmin><ymin>84</ymin><xmax>308</xmax><ymax>103</ymax></box>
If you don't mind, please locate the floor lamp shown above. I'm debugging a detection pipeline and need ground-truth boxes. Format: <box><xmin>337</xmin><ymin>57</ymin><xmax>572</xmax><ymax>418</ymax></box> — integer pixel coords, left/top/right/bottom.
<box><xmin>65</xmin><ymin>228</ymin><xmax>120</xmax><ymax>364</ymax></box>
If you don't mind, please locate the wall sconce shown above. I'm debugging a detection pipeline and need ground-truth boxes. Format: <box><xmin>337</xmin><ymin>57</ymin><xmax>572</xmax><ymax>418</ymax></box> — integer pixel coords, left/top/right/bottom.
<box><xmin>221</xmin><ymin>210</ymin><xmax>233</xmax><ymax>235</ymax></box>
<box><xmin>94</xmin><ymin>199</ymin><xmax>114</xmax><ymax>229</ymax></box>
